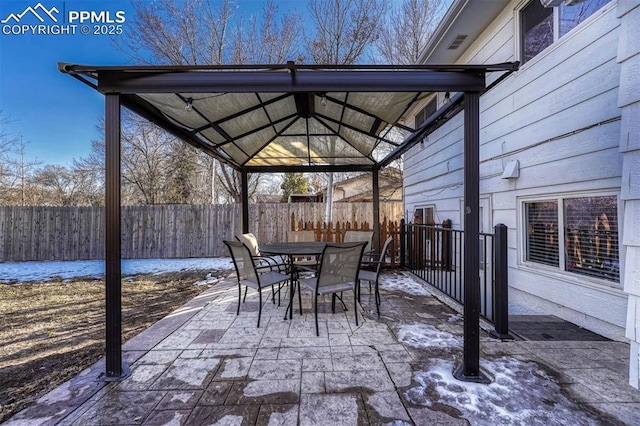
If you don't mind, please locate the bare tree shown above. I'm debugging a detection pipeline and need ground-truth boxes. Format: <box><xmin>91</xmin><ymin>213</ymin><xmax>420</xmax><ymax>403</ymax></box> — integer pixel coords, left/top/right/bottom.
<box><xmin>307</xmin><ymin>0</ymin><xmax>386</xmax><ymax>64</ymax></box>
<box><xmin>374</xmin><ymin>0</ymin><xmax>446</xmax><ymax>65</ymax></box>
<box><xmin>2</xmin><ymin>138</ymin><xmax>41</xmax><ymax>206</ymax></box>
<box><xmin>31</xmin><ymin>165</ymin><xmax>97</xmax><ymax>206</ymax></box>
<box><xmin>229</xmin><ymin>0</ymin><xmax>304</xmax><ymax>64</ymax></box>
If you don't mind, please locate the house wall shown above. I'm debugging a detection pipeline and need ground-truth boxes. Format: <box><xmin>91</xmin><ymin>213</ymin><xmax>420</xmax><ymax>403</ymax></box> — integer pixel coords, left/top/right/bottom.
<box><xmin>404</xmin><ymin>1</ymin><xmax>627</xmax><ymax>339</ymax></box>
<box><xmin>617</xmin><ymin>0</ymin><xmax>640</xmax><ymax>388</ymax></box>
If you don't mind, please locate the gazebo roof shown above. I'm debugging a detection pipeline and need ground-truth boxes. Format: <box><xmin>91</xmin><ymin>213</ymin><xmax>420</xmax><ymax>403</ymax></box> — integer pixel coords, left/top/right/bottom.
<box><xmin>59</xmin><ymin>62</ymin><xmax>517</xmax><ymax>172</ymax></box>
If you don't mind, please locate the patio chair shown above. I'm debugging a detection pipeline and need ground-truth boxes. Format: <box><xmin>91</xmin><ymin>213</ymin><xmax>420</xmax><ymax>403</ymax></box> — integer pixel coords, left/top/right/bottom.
<box><xmin>358</xmin><ymin>236</ymin><xmax>394</xmax><ymax>317</ymax></box>
<box><xmin>298</xmin><ymin>242</ymin><xmax>366</xmax><ymax>336</ymax></box>
<box><xmin>286</xmin><ymin>230</ymin><xmax>319</xmax><ymax>268</ymax></box>
<box><xmin>224</xmin><ymin>240</ymin><xmax>290</xmax><ymax>328</ymax></box>
<box><xmin>236</xmin><ymin>232</ymin><xmax>287</xmax><ymax>272</ymax></box>
<box><xmin>343</xmin><ymin>230</ymin><xmax>374</xmax><ymax>255</ymax></box>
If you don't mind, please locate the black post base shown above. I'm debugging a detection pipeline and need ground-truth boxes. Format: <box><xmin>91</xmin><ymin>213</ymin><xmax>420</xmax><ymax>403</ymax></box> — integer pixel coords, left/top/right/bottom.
<box><xmin>489</xmin><ymin>330</ymin><xmax>515</xmax><ymax>340</ymax></box>
<box><xmin>453</xmin><ymin>364</ymin><xmax>491</xmax><ymax>384</ymax></box>
<box><xmin>97</xmin><ymin>363</ymin><xmax>131</xmax><ymax>382</ymax></box>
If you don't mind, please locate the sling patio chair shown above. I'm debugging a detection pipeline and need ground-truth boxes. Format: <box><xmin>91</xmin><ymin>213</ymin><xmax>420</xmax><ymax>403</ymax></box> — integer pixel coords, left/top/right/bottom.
<box><xmin>298</xmin><ymin>242</ymin><xmax>366</xmax><ymax>336</ymax></box>
<box><xmin>358</xmin><ymin>236</ymin><xmax>394</xmax><ymax>317</ymax></box>
<box><xmin>236</xmin><ymin>232</ymin><xmax>287</xmax><ymax>272</ymax></box>
<box><xmin>286</xmin><ymin>230</ymin><xmax>319</xmax><ymax>268</ymax></box>
<box><xmin>343</xmin><ymin>230</ymin><xmax>374</xmax><ymax>255</ymax></box>
<box><xmin>224</xmin><ymin>240</ymin><xmax>290</xmax><ymax>328</ymax></box>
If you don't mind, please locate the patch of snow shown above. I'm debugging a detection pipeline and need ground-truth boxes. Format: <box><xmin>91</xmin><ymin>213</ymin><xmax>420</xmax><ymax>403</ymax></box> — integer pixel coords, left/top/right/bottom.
<box><xmin>446</xmin><ymin>313</ymin><xmax>463</xmax><ymax>323</ymax></box>
<box><xmin>379</xmin><ymin>273</ymin><xmax>431</xmax><ymax>296</ymax></box>
<box><xmin>405</xmin><ymin>358</ymin><xmax>601</xmax><ymax>426</ymax></box>
<box><xmin>0</xmin><ymin>257</ymin><xmax>233</xmax><ymax>283</ymax></box>
<box><xmin>212</xmin><ymin>415</ymin><xmax>244</xmax><ymax>426</ymax></box>
<box><xmin>397</xmin><ymin>323</ymin><xmax>462</xmax><ymax>349</ymax></box>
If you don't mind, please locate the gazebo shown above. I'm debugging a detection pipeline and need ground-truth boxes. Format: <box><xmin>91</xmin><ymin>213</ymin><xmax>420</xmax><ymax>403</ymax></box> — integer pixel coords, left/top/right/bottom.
<box><xmin>60</xmin><ymin>61</ymin><xmax>518</xmax><ymax>383</ymax></box>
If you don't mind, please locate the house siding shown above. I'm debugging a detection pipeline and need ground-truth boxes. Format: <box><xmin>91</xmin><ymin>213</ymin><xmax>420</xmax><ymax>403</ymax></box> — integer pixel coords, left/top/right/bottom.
<box><xmin>617</xmin><ymin>0</ymin><xmax>640</xmax><ymax>388</ymax></box>
<box><xmin>404</xmin><ymin>1</ymin><xmax>627</xmax><ymax>340</ymax></box>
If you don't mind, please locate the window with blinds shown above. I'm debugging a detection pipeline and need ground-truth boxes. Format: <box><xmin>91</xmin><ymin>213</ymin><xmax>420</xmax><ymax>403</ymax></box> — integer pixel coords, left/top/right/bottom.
<box><xmin>524</xmin><ymin>195</ymin><xmax>619</xmax><ymax>284</ymax></box>
<box><xmin>525</xmin><ymin>201</ymin><xmax>559</xmax><ymax>267</ymax></box>
<box><xmin>564</xmin><ymin>196</ymin><xmax>619</xmax><ymax>282</ymax></box>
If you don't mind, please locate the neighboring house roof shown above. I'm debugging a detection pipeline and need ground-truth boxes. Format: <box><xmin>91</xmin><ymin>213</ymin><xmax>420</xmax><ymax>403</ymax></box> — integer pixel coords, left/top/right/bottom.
<box><xmin>255</xmin><ymin>194</ymin><xmax>282</xmax><ymax>203</ymax></box>
<box><xmin>419</xmin><ymin>0</ymin><xmax>510</xmax><ymax>64</ymax></box>
<box><xmin>331</xmin><ymin>168</ymin><xmax>403</xmax><ymax>203</ymax></box>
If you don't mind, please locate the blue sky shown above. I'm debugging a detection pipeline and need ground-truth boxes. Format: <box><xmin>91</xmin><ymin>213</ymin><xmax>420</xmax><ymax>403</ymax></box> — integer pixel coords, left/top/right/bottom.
<box><xmin>0</xmin><ymin>1</ymin><xmax>139</xmax><ymax>166</ymax></box>
<box><xmin>0</xmin><ymin>0</ymin><xmax>305</xmax><ymax>167</ymax></box>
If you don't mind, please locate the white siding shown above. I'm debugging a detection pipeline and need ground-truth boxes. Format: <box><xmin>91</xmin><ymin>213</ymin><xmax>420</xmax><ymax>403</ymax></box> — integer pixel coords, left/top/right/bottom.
<box><xmin>404</xmin><ymin>1</ymin><xmax>626</xmax><ymax>339</ymax></box>
<box><xmin>618</xmin><ymin>0</ymin><xmax>640</xmax><ymax>388</ymax></box>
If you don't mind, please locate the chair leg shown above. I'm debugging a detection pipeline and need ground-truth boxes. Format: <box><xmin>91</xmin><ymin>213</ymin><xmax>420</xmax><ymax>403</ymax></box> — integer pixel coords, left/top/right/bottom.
<box><xmin>314</xmin><ymin>293</ymin><xmax>319</xmax><ymax>336</ymax></box>
<box><xmin>237</xmin><ymin>284</ymin><xmax>241</xmax><ymax>316</ymax></box>
<box><xmin>243</xmin><ymin>286</ymin><xmax>248</xmax><ymax>302</ymax></box>
<box><xmin>375</xmin><ymin>279</ymin><xmax>380</xmax><ymax>317</ymax></box>
<box><xmin>331</xmin><ymin>293</ymin><xmax>336</xmax><ymax>313</ymax></box>
<box><xmin>335</xmin><ymin>292</ymin><xmax>348</xmax><ymax>311</ymax></box>
<box><xmin>297</xmin><ymin>281</ymin><xmax>303</xmax><ymax>315</ymax></box>
<box><xmin>354</xmin><ymin>289</ymin><xmax>358</xmax><ymax>327</ymax></box>
<box><xmin>257</xmin><ymin>288</ymin><xmax>262</xmax><ymax>328</ymax></box>
<box><xmin>271</xmin><ymin>285</ymin><xmax>275</xmax><ymax>304</ymax></box>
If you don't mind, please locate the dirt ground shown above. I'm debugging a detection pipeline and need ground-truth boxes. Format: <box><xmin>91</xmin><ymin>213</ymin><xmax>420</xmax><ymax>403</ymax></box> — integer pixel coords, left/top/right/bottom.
<box><xmin>0</xmin><ymin>269</ymin><xmax>230</xmax><ymax>422</ymax></box>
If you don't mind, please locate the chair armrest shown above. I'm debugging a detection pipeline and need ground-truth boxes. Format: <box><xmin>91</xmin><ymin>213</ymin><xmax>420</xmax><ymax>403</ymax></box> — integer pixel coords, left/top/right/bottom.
<box><xmin>254</xmin><ymin>256</ymin><xmax>288</xmax><ymax>272</ymax></box>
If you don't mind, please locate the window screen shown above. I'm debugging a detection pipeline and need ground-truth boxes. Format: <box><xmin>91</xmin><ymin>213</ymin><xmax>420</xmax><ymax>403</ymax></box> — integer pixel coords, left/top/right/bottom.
<box><xmin>564</xmin><ymin>196</ymin><xmax>619</xmax><ymax>282</ymax></box>
<box><xmin>525</xmin><ymin>201</ymin><xmax>559</xmax><ymax>267</ymax></box>
<box><xmin>521</xmin><ymin>0</ymin><xmax>553</xmax><ymax>64</ymax></box>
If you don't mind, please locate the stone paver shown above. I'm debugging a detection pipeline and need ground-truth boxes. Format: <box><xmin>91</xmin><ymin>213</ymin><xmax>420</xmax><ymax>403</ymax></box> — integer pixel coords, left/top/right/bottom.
<box><xmin>6</xmin><ymin>272</ymin><xmax>640</xmax><ymax>425</ymax></box>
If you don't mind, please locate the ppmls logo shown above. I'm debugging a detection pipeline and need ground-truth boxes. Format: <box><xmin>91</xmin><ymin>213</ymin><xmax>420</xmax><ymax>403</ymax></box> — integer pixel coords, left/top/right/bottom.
<box><xmin>2</xmin><ymin>2</ymin><xmax>126</xmax><ymax>36</ymax></box>
<box><xmin>1</xmin><ymin>3</ymin><xmax>59</xmax><ymax>24</ymax></box>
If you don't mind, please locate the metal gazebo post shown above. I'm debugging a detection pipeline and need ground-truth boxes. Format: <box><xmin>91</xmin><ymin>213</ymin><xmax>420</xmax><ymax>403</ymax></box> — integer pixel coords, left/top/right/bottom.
<box><xmin>454</xmin><ymin>91</ymin><xmax>489</xmax><ymax>383</ymax></box>
<box><xmin>241</xmin><ymin>171</ymin><xmax>249</xmax><ymax>234</ymax></box>
<box><xmin>104</xmin><ymin>93</ymin><xmax>128</xmax><ymax>380</ymax></box>
<box><xmin>372</xmin><ymin>167</ymin><xmax>381</xmax><ymax>252</ymax></box>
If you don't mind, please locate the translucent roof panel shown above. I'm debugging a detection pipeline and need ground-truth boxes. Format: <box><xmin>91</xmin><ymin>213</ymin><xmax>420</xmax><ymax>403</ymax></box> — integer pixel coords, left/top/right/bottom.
<box><xmin>138</xmin><ymin>88</ymin><xmax>416</xmax><ymax>168</ymax></box>
<box><xmin>139</xmin><ymin>94</ymin><xmax>210</xmax><ymax>130</ymax></box>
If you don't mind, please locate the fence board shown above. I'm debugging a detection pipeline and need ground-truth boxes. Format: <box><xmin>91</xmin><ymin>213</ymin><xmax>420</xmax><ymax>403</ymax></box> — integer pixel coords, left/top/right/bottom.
<box><xmin>0</xmin><ymin>202</ymin><xmax>402</xmax><ymax>261</ymax></box>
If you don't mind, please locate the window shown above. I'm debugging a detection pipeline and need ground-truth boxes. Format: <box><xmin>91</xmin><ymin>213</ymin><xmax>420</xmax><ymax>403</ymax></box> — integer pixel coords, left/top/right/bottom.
<box><xmin>524</xmin><ymin>195</ymin><xmax>619</xmax><ymax>283</ymax></box>
<box><xmin>414</xmin><ymin>206</ymin><xmax>435</xmax><ymax>225</ymax></box>
<box><xmin>520</xmin><ymin>0</ymin><xmax>610</xmax><ymax>64</ymax></box>
<box><xmin>414</xmin><ymin>97</ymin><xmax>437</xmax><ymax>128</ymax></box>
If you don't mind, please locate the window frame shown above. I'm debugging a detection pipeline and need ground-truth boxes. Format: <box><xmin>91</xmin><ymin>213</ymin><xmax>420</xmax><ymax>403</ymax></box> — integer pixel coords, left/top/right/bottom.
<box><xmin>518</xmin><ymin>191</ymin><xmax>621</xmax><ymax>288</ymax></box>
<box><xmin>515</xmin><ymin>0</ymin><xmax>614</xmax><ymax>66</ymax></box>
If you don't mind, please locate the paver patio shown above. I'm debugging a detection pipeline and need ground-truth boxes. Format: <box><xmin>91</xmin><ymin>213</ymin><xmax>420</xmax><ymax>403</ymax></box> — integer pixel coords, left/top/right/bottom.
<box><xmin>6</xmin><ymin>271</ymin><xmax>640</xmax><ymax>425</ymax></box>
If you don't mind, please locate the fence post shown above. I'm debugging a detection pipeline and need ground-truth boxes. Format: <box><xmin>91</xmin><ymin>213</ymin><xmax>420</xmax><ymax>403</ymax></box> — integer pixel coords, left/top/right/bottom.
<box><xmin>400</xmin><ymin>218</ymin><xmax>406</xmax><ymax>269</ymax></box>
<box><xmin>490</xmin><ymin>223</ymin><xmax>513</xmax><ymax>340</ymax></box>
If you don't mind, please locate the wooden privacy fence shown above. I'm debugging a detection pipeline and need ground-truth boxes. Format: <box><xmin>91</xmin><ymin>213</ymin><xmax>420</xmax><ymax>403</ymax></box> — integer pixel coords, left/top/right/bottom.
<box><xmin>0</xmin><ymin>202</ymin><xmax>402</xmax><ymax>261</ymax></box>
<box><xmin>290</xmin><ymin>213</ymin><xmax>401</xmax><ymax>267</ymax></box>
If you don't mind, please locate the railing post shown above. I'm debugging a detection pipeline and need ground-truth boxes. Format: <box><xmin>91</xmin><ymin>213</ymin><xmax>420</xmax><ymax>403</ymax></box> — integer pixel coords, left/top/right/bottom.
<box><xmin>400</xmin><ymin>218</ymin><xmax>406</xmax><ymax>269</ymax></box>
<box><xmin>442</xmin><ymin>219</ymin><xmax>452</xmax><ymax>270</ymax></box>
<box><xmin>490</xmin><ymin>223</ymin><xmax>514</xmax><ymax>340</ymax></box>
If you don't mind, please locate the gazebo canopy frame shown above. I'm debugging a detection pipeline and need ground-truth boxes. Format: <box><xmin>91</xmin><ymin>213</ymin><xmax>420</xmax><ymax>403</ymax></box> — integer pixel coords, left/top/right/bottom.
<box><xmin>61</xmin><ymin>61</ymin><xmax>518</xmax><ymax>384</ymax></box>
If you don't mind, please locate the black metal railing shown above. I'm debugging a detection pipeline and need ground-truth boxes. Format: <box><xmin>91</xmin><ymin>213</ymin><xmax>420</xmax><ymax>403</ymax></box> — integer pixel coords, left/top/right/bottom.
<box><xmin>400</xmin><ymin>219</ymin><xmax>511</xmax><ymax>339</ymax></box>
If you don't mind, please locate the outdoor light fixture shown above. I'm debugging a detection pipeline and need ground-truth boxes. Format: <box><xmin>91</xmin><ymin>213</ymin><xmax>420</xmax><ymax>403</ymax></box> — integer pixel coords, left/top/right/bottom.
<box><xmin>320</xmin><ymin>93</ymin><xmax>327</xmax><ymax>107</ymax></box>
<box><xmin>184</xmin><ymin>98</ymin><xmax>193</xmax><ymax>111</ymax></box>
<box><xmin>443</xmin><ymin>92</ymin><xmax>451</xmax><ymax>105</ymax></box>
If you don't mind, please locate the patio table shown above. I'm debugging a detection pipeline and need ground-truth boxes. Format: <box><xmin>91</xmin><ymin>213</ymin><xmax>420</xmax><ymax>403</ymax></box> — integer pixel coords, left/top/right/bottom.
<box><xmin>261</xmin><ymin>241</ymin><xmax>350</xmax><ymax>319</ymax></box>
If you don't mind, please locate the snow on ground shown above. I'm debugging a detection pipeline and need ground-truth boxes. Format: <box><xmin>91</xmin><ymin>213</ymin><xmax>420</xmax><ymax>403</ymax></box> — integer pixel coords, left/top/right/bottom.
<box><xmin>0</xmin><ymin>257</ymin><xmax>233</xmax><ymax>283</ymax></box>
<box><xmin>378</xmin><ymin>272</ymin><xmax>431</xmax><ymax>296</ymax></box>
<box><xmin>404</xmin><ymin>357</ymin><xmax>600</xmax><ymax>426</ymax></box>
<box><xmin>398</xmin><ymin>322</ymin><xmax>602</xmax><ymax>425</ymax></box>
<box><xmin>397</xmin><ymin>323</ymin><xmax>462</xmax><ymax>349</ymax></box>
